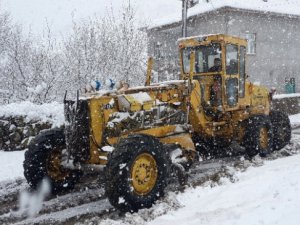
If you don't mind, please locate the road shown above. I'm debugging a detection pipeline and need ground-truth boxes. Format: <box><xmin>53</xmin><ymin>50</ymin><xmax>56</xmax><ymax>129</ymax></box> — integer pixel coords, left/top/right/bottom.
<box><xmin>0</xmin><ymin>130</ymin><xmax>299</xmax><ymax>225</ymax></box>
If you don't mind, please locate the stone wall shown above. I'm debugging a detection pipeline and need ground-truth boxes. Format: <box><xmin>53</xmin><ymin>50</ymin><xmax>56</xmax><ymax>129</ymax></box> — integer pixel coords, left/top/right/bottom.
<box><xmin>0</xmin><ymin>116</ymin><xmax>53</xmax><ymax>151</ymax></box>
<box><xmin>272</xmin><ymin>97</ymin><xmax>300</xmax><ymax>115</ymax></box>
<box><xmin>0</xmin><ymin>97</ymin><xmax>299</xmax><ymax>151</ymax></box>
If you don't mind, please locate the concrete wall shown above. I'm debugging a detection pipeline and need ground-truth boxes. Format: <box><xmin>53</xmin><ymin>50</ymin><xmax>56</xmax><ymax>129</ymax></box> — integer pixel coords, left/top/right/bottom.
<box><xmin>148</xmin><ymin>8</ymin><xmax>300</xmax><ymax>93</ymax></box>
<box><xmin>148</xmin><ymin>10</ymin><xmax>227</xmax><ymax>81</ymax></box>
<box><xmin>223</xmin><ymin>10</ymin><xmax>300</xmax><ymax>93</ymax></box>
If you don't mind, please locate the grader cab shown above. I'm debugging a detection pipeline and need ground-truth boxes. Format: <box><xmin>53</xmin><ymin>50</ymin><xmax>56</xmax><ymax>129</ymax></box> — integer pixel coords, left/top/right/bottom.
<box><xmin>23</xmin><ymin>34</ymin><xmax>291</xmax><ymax>212</ymax></box>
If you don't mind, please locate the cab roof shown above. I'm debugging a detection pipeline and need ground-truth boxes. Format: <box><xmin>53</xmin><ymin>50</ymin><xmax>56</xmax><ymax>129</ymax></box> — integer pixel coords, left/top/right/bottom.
<box><xmin>178</xmin><ymin>34</ymin><xmax>247</xmax><ymax>48</ymax></box>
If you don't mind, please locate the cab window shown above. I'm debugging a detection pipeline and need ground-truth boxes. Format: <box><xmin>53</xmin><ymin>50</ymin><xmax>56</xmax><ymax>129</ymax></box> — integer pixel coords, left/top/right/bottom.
<box><xmin>239</xmin><ymin>46</ymin><xmax>246</xmax><ymax>97</ymax></box>
<box><xmin>182</xmin><ymin>43</ymin><xmax>222</xmax><ymax>73</ymax></box>
<box><xmin>226</xmin><ymin>44</ymin><xmax>238</xmax><ymax>75</ymax></box>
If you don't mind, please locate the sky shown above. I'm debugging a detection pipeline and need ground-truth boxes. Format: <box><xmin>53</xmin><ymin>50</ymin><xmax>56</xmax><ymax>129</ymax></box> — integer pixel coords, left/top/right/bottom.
<box><xmin>0</xmin><ymin>0</ymin><xmax>182</xmax><ymax>36</ymax></box>
<box><xmin>1</xmin><ymin>0</ymin><xmax>299</xmax><ymax>37</ymax></box>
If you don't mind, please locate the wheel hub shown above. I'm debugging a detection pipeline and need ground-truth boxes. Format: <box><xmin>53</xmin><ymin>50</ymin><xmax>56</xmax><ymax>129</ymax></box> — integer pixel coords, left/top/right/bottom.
<box><xmin>259</xmin><ymin>127</ymin><xmax>268</xmax><ymax>150</ymax></box>
<box><xmin>47</xmin><ymin>149</ymin><xmax>69</xmax><ymax>181</ymax></box>
<box><xmin>131</xmin><ymin>153</ymin><xmax>158</xmax><ymax>195</ymax></box>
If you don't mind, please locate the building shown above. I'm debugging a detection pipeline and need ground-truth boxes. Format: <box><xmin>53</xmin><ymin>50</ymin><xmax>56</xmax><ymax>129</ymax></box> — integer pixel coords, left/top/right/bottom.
<box><xmin>147</xmin><ymin>1</ymin><xmax>300</xmax><ymax>93</ymax></box>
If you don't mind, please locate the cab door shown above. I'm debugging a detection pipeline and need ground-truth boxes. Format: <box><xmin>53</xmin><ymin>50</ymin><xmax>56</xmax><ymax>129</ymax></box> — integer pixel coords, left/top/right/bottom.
<box><xmin>238</xmin><ymin>46</ymin><xmax>246</xmax><ymax>98</ymax></box>
<box><xmin>225</xmin><ymin>44</ymin><xmax>239</xmax><ymax>109</ymax></box>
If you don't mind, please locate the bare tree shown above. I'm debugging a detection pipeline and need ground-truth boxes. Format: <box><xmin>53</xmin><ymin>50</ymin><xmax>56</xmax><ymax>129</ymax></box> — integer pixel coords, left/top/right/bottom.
<box><xmin>62</xmin><ymin>3</ymin><xmax>148</xmax><ymax>92</ymax></box>
<box><xmin>0</xmin><ymin>2</ymin><xmax>148</xmax><ymax>104</ymax></box>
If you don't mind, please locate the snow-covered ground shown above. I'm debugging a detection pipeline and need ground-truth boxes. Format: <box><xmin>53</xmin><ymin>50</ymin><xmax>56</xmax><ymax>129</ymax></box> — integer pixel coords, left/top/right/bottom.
<box><xmin>147</xmin><ymin>154</ymin><xmax>300</xmax><ymax>225</ymax></box>
<box><xmin>289</xmin><ymin>113</ymin><xmax>300</xmax><ymax>128</ymax></box>
<box><xmin>0</xmin><ymin>150</ymin><xmax>24</xmax><ymax>182</ymax></box>
<box><xmin>0</xmin><ymin>112</ymin><xmax>300</xmax><ymax>224</ymax></box>
<box><xmin>98</xmin><ymin>153</ymin><xmax>300</xmax><ymax>225</ymax></box>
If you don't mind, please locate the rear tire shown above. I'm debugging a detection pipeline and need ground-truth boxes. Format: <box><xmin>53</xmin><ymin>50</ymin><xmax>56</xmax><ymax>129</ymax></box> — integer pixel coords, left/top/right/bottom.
<box><xmin>192</xmin><ymin>134</ymin><xmax>212</xmax><ymax>159</ymax></box>
<box><xmin>192</xmin><ymin>134</ymin><xmax>230</xmax><ymax>159</ymax></box>
<box><xmin>23</xmin><ymin>128</ymin><xmax>81</xmax><ymax>194</ymax></box>
<box><xmin>243</xmin><ymin>116</ymin><xmax>273</xmax><ymax>158</ymax></box>
<box><xmin>270</xmin><ymin>110</ymin><xmax>291</xmax><ymax>150</ymax></box>
<box><xmin>105</xmin><ymin>134</ymin><xmax>169</xmax><ymax>212</ymax></box>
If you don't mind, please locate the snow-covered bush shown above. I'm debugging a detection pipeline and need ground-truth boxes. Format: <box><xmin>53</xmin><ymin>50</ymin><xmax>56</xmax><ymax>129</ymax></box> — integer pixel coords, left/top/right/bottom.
<box><xmin>62</xmin><ymin>4</ymin><xmax>148</xmax><ymax>95</ymax></box>
<box><xmin>0</xmin><ymin>3</ymin><xmax>148</xmax><ymax>104</ymax></box>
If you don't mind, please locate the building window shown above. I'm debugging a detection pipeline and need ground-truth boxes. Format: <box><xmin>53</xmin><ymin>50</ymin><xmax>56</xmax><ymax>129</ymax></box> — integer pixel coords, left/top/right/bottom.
<box><xmin>245</xmin><ymin>33</ymin><xmax>256</xmax><ymax>55</ymax></box>
<box><xmin>154</xmin><ymin>41</ymin><xmax>163</xmax><ymax>59</ymax></box>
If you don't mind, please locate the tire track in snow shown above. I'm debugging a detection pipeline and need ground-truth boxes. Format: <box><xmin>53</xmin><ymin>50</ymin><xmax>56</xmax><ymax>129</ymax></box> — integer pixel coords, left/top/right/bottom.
<box><xmin>0</xmin><ymin>132</ymin><xmax>299</xmax><ymax>225</ymax></box>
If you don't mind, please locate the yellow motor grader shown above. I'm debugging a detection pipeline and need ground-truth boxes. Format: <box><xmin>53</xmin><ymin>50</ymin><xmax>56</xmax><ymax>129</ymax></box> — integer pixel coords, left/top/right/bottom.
<box><xmin>23</xmin><ymin>34</ymin><xmax>291</xmax><ymax>212</ymax></box>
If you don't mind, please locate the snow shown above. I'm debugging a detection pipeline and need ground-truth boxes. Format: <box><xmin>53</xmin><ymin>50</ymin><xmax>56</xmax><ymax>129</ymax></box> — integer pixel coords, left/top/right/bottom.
<box><xmin>0</xmin><ymin>101</ymin><xmax>64</xmax><ymax>128</ymax></box>
<box><xmin>107</xmin><ymin>112</ymin><xmax>132</xmax><ymax>128</ymax></box>
<box><xmin>27</xmin><ymin>82</ymin><xmax>47</xmax><ymax>95</ymax></box>
<box><xmin>148</xmin><ymin>154</ymin><xmax>300</xmax><ymax>225</ymax></box>
<box><xmin>0</xmin><ymin>104</ymin><xmax>300</xmax><ymax>223</ymax></box>
<box><xmin>150</xmin><ymin>0</ymin><xmax>300</xmax><ymax>29</ymax></box>
<box><xmin>129</xmin><ymin>92</ymin><xmax>153</xmax><ymax>104</ymax></box>
<box><xmin>102</xmin><ymin>146</ymin><xmax>115</xmax><ymax>152</ymax></box>
<box><xmin>273</xmin><ymin>93</ymin><xmax>300</xmax><ymax>99</ymax></box>
<box><xmin>289</xmin><ymin>113</ymin><xmax>300</xmax><ymax>128</ymax></box>
<box><xmin>0</xmin><ymin>150</ymin><xmax>25</xmax><ymax>182</ymax></box>
<box><xmin>18</xmin><ymin>178</ymin><xmax>51</xmax><ymax>218</ymax></box>
<box><xmin>0</xmin><ymin>0</ymin><xmax>182</xmax><ymax>36</ymax></box>
<box><xmin>4</xmin><ymin>0</ymin><xmax>300</xmax><ymax>36</ymax></box>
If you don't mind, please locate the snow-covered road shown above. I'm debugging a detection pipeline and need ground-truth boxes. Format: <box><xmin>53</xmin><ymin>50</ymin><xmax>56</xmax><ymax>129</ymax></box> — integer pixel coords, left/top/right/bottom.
<box><xmin>0</xmin><ymin>151</ymin><xmax>24</xmax><ymax>182</ymax></box>
<box><xmin>0</xmin><ymin>115</ymin><xmax>300</xmax><ymax>225</ymax></box>
<box><xmin>147</xmin><ymin>153</ymin><xmax>300</xmax><ymax>225</ymax></box>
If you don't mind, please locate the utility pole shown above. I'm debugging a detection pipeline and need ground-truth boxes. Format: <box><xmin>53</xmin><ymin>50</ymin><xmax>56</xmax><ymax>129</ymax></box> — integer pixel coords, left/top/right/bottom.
<box><xmin>182</xmin><ymin>0</ymin><xmax>188</xmax><ymax>37</ymax></box>
<box><xmin>181</xmin><ymin>0</ymin><xmax>199</xmax><ymax>38</ymax></box>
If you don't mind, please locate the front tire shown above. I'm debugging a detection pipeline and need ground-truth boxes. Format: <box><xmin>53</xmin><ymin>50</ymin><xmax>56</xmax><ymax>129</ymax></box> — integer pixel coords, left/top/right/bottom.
<box><xmin>243</xmin><ymin>116</ymin><xmax>273</xmax><ymax>158</ymax></box>
<box><xmin>105</xmin><ymin>134</ymin><xmax>169</xmax><ymax>212</ymax></box>
<box><xmin>270</xmin><ymin>110</ymin><xmax>291</xmax><ymax>150</ymax></box>
<box><xmin>23</xmin><ymin>128</ymin><xmax>81</xmax><ymax>193</ymax></box>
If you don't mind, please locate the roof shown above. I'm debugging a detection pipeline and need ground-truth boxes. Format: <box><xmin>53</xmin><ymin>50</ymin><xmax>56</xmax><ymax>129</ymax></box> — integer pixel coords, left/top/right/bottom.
<box><xmin>177</xmin><ymin>34</ymin><xmax>247</xmax><ymax>47</ymax></box>
<box><xmin>149</xmin><ymin>0</ymin><xmax>300</xmax><ymax>29</ymax></box>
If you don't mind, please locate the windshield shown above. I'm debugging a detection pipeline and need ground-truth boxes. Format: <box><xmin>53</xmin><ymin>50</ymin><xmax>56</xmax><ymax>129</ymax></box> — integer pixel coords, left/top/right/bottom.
<box><xmin>182</xmin><ymin>43</ymin><xmax>222</xmax><ymax>74</ymax></box>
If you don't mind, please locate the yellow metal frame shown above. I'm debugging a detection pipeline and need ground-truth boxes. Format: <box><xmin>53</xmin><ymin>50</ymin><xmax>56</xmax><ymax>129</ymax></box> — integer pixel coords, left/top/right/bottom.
<box><xmin>83</xmin><ymin>34</ymin><xmax>271</xmax><ymax>166</ymax></box>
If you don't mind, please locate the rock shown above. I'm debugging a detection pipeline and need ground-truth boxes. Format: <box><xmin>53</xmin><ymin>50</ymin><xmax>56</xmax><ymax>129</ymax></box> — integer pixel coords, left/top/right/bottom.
<box><xmin>0</xmin><ymin>119</ymin><xmax>9</xmax><ymax>127</ymax></box>
<box><xmin>9</xmin><ymin>124</ymin><xmax>17</xmax><ymax>132</ymax></box>
<box><xmin>0</xmin><ymin>120</ymin><xmax>10</xmax><ymax>135</ymax></box>
<box><xmin>24</xmin><ymin>125</ymin><xmax>35</xmax><ymax>137</ymax></box>
<box><xmin>20</xmin><ymin>137</ymin><xmax>33</xmax><ymax>149</ymax></box>
<box><xmin>0</xmin><ymin>138</ymin><xmax>3</xmax><ymax>149</ymax></box>
<box><xmin>234</xmin><ymin>159</ymin><xmax>251</xmax><ymax>171</ymax></box>
<box><xmin>9</xmin><ymin>132</ymin><xmax>22</xmax><ymax>144</ymax></box>
<box><xmin>1</xmin><ymin>116</ymin><xmax>54</xmax><ymax>151</ymax></box>
<box><xmin>16</xmin><ymin>127</ymin><xmax>24</xmax><ymax>137</ymax></box>
<box><xmin>23</xmin><ymin>126</ymin><xmax>30</xmax><ymax>138</ymax></box>
<box><xmin>14</xmin><ymin>116</ymin><xmax>26</xmax><ymax>127</ymax></box>
<box><xmin>279</xmin><ymin>149</ymin><xmax>292</xmax><ymax>157</ymax></box>
<box><xmin>251</xmin><ymin>155</ymin><xmax>264</xmax><ymax>166</ymax></box>
<box><xmin>3</xmin><ymin>140</ymin><xmax>13</xmax><ymax>151</ymax></box>
<box><xmin>35</xmin><ymin>122</ymin><xmax>52</xmax><ymax>131</ymax></box>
